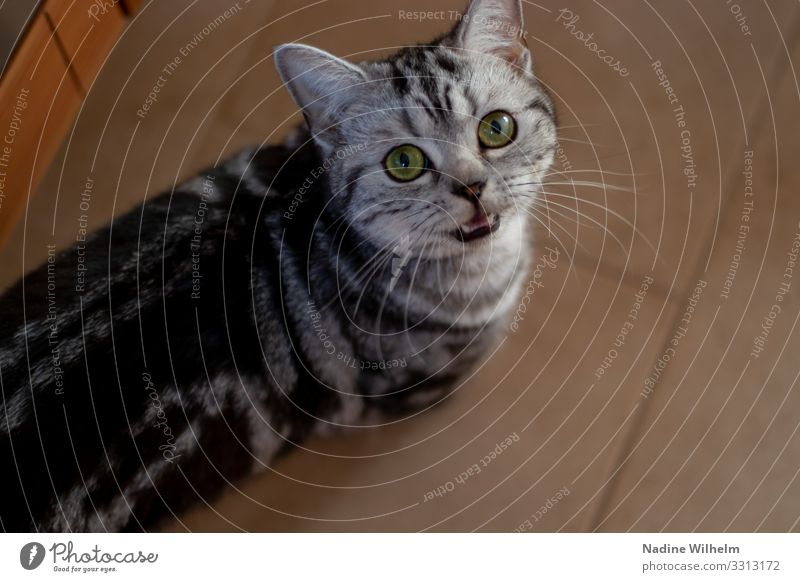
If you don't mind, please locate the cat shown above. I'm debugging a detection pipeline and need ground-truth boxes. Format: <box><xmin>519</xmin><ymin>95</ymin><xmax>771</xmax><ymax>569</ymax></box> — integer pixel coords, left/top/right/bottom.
<box><xmin>0</xmin><ymin>0</ymin><xmax>556</xmax><ymax>532</ymax></box>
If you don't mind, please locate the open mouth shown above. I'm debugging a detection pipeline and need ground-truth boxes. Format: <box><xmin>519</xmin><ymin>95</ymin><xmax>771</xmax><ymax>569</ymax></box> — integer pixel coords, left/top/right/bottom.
<box><xmin>454</xmin><ymin>208</ymin><xmax>501</xmax><ymax>243</ymax></box>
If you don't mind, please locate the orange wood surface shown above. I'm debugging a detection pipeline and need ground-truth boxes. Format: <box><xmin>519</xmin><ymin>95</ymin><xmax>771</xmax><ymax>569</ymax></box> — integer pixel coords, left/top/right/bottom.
<box><xmin>0</xmin><ymin>16</ymin><xmax>82</xmax><ymax>250</ymax></box>
<box><xmin>120</xmin><ymin>0</ymin><xmax>144</xmax><ymax>14</ymax></box>
<box><xmin>0</xmin><ymin>3</ymin><xmax>127</xmax><ymax>250</ymax></box>
<box><xmin>44</xmin><ymin>0</ymin><xmax>127</xmax><ymax>91</ymax></box>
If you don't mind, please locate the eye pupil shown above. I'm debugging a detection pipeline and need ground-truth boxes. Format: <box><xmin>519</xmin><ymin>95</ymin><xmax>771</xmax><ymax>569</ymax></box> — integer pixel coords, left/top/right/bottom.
<box><xmin>399</xmin><ymin>152</ymin><xmax>410</xmax><ymax>167</ymax></box>
<box><xmin>491</xmin><ymin>120</ymin><xmax>502</xmax><ymax>134</ymax></box>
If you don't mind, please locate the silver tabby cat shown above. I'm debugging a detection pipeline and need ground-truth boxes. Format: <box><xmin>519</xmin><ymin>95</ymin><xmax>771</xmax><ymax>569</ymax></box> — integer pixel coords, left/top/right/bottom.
<box><xmin>0</xmin><ymin>0</ymin><xmax>555</xmax><ymax>532</ymax></box>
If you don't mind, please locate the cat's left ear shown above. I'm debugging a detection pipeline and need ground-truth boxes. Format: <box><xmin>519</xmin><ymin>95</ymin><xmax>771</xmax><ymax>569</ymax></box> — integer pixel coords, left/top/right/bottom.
<box><xmin>274</xmin><ymin>43</ymin><xmax>367</xmax><ymax>142</ymax></box>
<box><xmin>455</xmin><ymin>0</ymin><xmax>531</xmax><ymax>72</ymax></box>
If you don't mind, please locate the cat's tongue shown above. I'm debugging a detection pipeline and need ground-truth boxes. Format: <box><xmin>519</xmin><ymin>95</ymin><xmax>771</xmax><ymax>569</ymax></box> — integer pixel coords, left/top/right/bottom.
<box><xmin>457</xmin><ymin>207</ymin><xmax>499</xmax><ymax>242</ymax></box>
<box><xmin>466</xmin><ymin>209</ymin><xmax>492</xmax><ymax>228</ymax></box>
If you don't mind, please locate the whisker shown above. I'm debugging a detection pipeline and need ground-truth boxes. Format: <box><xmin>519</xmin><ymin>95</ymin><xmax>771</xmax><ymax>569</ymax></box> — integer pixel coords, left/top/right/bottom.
<box><xmin>317</xmin><ymin>241</ymin><xmax>393</xmax><ymax>313</ymax></box>
<box><xmin>348</xmin><ymin>238</ymin><xmax>397</xmax><ymax>284</ymax></box>
<box><xmin>543</xmin><ymin>168</ymin><xmax>645</xmax><ymax>180</ymax></box>
<box><xmin>528</xmin><ymin>205</ymin><xmax>590</xmax><ymax>258</ymax></box>
<box><xmin>515</xmin><ymin>205</ymin><xmax>579</xmax><ymax>279</ymax></box>
<box><xmin>543</xmin><ymin>180</ymin><xmax>637</xmax><ymax>194</ymax></box>
<box><xmin>557</xmin><ymin>137</ymin><xmax>608</xmax><ymax>147</ymax></box>
<box><xmin>552</xmin><ymin>149</ymin><xmax>636</xmax><ymax>167</ymax></box>
<box><xmin>399</xmin><ymin>223</ymin><xmax>440</xmax><ymax>334</ymax></box>
<box><xmin>539</xmin><ymin>189</ymin><xmax>659</xmax><ymax>254</ymax></box>
<box><xmin>532</xmin><ymin>196</ymin><xmax>638</xmax><ymax>256</ymax></box>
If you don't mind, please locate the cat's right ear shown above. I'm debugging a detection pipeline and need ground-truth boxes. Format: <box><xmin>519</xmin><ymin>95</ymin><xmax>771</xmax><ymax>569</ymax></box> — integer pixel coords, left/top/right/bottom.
<box><xmin>454</xmin><ymin>0</ymin><xmax>531</xmax><ymax>72</ymax></box>
<box><xmin>274</xmin><ymin>44</ymin><xmax>367</xmax><ymax>143</ymax></box>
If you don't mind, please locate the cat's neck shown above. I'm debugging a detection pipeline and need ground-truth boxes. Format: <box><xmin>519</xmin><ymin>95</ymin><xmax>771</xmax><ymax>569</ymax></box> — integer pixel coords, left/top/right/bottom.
<box><xmin>307</xmin><ymin>212</ymin><xmax>531</xmax><ymax>331</ymax></box>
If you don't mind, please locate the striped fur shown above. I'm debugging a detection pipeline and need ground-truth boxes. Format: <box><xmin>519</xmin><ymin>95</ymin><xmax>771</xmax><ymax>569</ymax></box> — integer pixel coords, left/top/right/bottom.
<box><xmin>0</xmin><ymin>0</ymin><xmax>555</xmax><ymax>532</ymax></box>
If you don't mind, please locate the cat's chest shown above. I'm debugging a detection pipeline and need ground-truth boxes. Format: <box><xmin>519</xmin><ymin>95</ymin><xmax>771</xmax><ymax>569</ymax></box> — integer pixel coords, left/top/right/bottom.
<box><xmin>409</xmin><ymin>251</ymin><xmax>530</xmax><ymax>328</ymax></box>
<box><xmin>343</xmin><ymin>273</ymin><xmax>521</xmax><ymax>356</ymax></box>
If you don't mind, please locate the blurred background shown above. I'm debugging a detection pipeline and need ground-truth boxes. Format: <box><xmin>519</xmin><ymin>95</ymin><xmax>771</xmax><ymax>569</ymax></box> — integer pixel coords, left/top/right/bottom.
<box><xmin>0</xmin><ymin>0</ymin><xmax>799</xmax><ymax>532</ymax></box>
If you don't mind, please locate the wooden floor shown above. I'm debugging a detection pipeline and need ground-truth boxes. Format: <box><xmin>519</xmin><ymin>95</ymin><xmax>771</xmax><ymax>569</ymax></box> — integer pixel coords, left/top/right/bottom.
<box><xmin>1</xmin><ymin>0</ymin><xmax>799</xmax><ymax>531</ymax></box>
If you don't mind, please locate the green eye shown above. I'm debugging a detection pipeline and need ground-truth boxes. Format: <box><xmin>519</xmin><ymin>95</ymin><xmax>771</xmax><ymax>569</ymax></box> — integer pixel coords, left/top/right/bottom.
<box><xmin>478</xmin><ymin>111</ymin><xmax>516</xmax><ymax>148</ymax></box>
<box><xmin>384</xmin><ymin>145</ymin><xmax>429</xmax><ymax>182</ymax></box>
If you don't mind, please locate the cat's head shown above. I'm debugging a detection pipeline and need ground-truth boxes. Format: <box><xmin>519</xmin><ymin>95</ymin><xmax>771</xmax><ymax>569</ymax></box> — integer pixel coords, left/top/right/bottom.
<box><xmin>274</xmin><ymin>0</ymin><xmax>556</xmax><ymax>261</ymax></box>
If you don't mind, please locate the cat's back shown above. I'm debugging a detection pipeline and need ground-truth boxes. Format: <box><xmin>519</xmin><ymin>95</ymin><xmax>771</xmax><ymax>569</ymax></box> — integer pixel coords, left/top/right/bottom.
<box><xmin>0</xmin><ymin>138</ymin><xmax>311</xmax><ymax>531</ymax></box>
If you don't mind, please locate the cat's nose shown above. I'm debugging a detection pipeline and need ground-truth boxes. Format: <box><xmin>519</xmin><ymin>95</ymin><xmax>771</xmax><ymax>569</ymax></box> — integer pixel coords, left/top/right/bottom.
<box><xmin>459</xmin><ymin>181</ymin><xmax>485</xmax><ymax>200</ymax></box>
